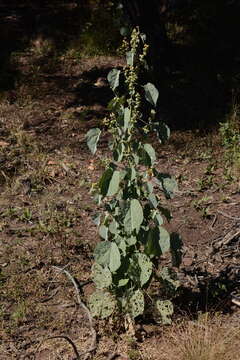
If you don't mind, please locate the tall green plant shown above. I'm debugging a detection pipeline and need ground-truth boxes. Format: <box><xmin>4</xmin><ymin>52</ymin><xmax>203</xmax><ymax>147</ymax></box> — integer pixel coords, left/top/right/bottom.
<box><xmin>86</xmin><ymin>28</ymin><xmax>182</xmax><ymax>323</ymax></box>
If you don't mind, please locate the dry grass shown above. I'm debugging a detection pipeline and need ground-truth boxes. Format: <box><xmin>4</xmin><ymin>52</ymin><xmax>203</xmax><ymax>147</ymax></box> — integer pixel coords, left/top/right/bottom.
<box><xmin>160</xmin><ymin>315</ymin><xmax>240</xmax><ymax>360</ymax></box>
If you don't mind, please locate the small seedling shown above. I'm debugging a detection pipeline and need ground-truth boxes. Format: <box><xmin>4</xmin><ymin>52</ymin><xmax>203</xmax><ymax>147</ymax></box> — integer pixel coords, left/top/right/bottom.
<box><xmin>192</xmin><ymin>196</ymin><xmax>213</xmax><ymax>218</ymax></box>
<box><xmin>20</xmin><ymin>208</ymin><xmax>33</xmax><ymax>222</ymax></box>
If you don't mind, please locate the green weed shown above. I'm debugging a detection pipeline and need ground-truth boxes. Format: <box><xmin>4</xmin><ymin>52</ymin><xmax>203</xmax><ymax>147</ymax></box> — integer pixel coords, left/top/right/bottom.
<box><xmin>197</xmin><ymin>175</ymin><xmax>215</xmax><ymax>191</ymax></box>
<box><xmin>11</xmin><ymin>302</ymin><xmax>26</xmax><ymax>324</ymax></box>
<box><xmin>86</xmin><ymin>28</ymin><xmax>181</xmax><ymax>322</ymax></box>
<box><xmin>219</xmin><ymin>103</ymin><xmax>240</xmax><ymax>176</ymax></box>
<box><xmin>192</xmin><ymin>196</ymin><xmax>212</xmax><ymax>213</ymax></box>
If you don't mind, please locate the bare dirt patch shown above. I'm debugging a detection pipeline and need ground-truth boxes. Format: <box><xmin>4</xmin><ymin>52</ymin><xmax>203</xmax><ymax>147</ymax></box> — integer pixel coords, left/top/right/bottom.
<box><xmin>0</xmin><ymin>55</ymin><xmax>239</xmax><ymax>359</ymax></box>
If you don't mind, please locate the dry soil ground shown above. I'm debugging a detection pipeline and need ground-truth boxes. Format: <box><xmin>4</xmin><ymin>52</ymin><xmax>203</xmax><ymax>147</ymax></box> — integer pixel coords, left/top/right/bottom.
<box><xmin>0</xmin><ymin>54</ymin><xmax>239</xmax><ymax>359</ymax></box>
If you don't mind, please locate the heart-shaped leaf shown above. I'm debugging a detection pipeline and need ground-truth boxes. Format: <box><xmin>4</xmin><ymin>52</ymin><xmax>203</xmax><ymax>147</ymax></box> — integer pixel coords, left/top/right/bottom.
<box><xmin>92</xmin><ymin>263</ymin><xmax>112</xmax><ymax>289</ymax></box>
<box><xmin>155</xmin><ymin>299</ymin><xmax>173</xmax><ymax>325</ymax></box>
<box><xmin>124</xmin><ymin>199</ymin><xmax>143</xmax><ymax>233</ymax></box>
<box><xmin>144</xmin><ymin>83</ymin><xmax>159</xmax><ymax>107</ymax></box>
<box><xmin>107</xmin><ymin>69</ymin><xmax>121</xmax><ymax>91</ymax></box>
<box><xmin>99</xmin><ymin>169</ymin><xmax>120</xmax><ymax>197</ymax></box>
<box><xmin>86</xmin><ymin>128</ymin><xmax>101</xmax><ymax>154</ymax></box>
<box><xmin>94</xmin><ymin>241</ymin><xmax>121</xmax><ymax>272</ymax></box>
<box><xmin>129</xmin><ymin>253</ymin><xmax>152</xmax><ymax>287</ymax></box>
<box><xmin>129</xmin><ymin>290</ymin><xmax>144</xmax><ymax>318</ymax></box>
<box><xmin>126</xmin><ymin>51</ymin><xmax>135</xmax><ymax>66</ymax></box>
<box><xmin>145</xmin><ymin>226</ymin><xmax>170</xmax><ymax>256</ymax></box>
<box><xmin>154</xmin><ymin>172</ymin><xmax>178</xmax><ymax>199</ymax></box>
<box><xmin>89</xmin><ymin>290</ymin><xmax>116</xmax><ymax>319</ymax></box>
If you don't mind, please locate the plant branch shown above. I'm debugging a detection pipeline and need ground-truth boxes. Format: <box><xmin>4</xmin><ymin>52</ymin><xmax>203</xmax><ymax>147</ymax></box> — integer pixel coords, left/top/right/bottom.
<box><xmin>52</xmin><ymin>266</ymin><xmax>97</xmax><ymax>360</ymax></box>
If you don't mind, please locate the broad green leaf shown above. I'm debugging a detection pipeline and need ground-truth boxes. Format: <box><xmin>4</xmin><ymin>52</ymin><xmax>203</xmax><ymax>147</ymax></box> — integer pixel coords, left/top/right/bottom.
<box><xmin>154</xmin><ymin>213</ymin><xmax>163</xmax><ymax>226</ymax></box>
<box><xmin>139</xmin><ymin>144</ymin><xmax>156</xmax><ymax>166</ymax></box>
<box><xmin>107</xmin><ymin>170</ymin><xmax>120</xmax><ymax>196</ymax></box>
<box><xmin>124</xmin><ymin>199</ymin><xmax>143</xmax><ymax>233</ymax></box>
<box><xmin>109</xmin><ymin>219</ymin><xmax>118</xmax><ymax>235</ymax></box>
<box><xmin>107</xmin><ymin>69</ymin><xmax>121</xmax><ymax>91</ymax></box>
<box><xmin>99</xmin><ymin>168</ymin><xmax>113</xmax><ymax>197</ymax></box>
<box><xmin>160</xmin><ymin>267</ymin><xmax>180</xmax><ymax>291</ymax></box>
<box><xmin>138</xmin><ymin>253</ymin><xmax>152</xmax><ymax>287</ymax></box>
<box><xmin>139</xmin><ymin>148</ymin><xmax>151</xmax><ymax>166</ymax></box>
<box><xmin>146</xmin><ymin>182</ymin><xmax>153</xmax><ymax>194</ymax></box>
<box><xmin>86</xmin><ymin>128</ymin><xmax>101</xmax><ymax>154</ymax></box>
<box><xmin>144</xmin><ymin>83</ymin><xmax>159</xmax><ymax>107</ymax></box>
<box><xmin>126</xmin><ymin>235</ymin><xmax>137</xmax><ymax>246</ymax></box>
<box><xmin>155</xmin><ymin>300</ymin><xmax>173</xmax><ymax>325</ymax></box>
<box><xmin>124</xmin><ymin>107</ymin><xmax>131</xmax><ymax>132</ymax></box>
<box><xmin>170</xmin><ymin>233</ymin><xmax>183</xmax><ymax>268</ymax></box>
<box><xmin>99</xmin><ymin>169</ymin><xmax>120</xmax><ymax>197</ymax></box>
<box><xmin>143</xmin><ymin>144</ymin><xmax>156</xmax><ymax>164</ymax></box>
<box><xmin>118</xmin><ymin>278</ymin><xmax>129</xmax><ymax>287</ymax></box>
<box><xmin>109</xmin><ymin>242</ymin><xmax>121</xmax><ymax>272</ymax></box>
<box><xmin>154</xmin><ymin>172</ymin><xmax>178</xmax><ymax>199</ymax></box>
<box><xmin>159</xmin><ymin>226</ymin><xmax>170</xmax><ymax>254</ymax></box>
<box><xmin>99</xmin><ymin>225</ymin><xmax>108</xmax><ymax>240</ymax></box>
<box><xmin>92</xmin><ymin>263</ymin><xmax>112</xmax><ymax>289</ymax></box>
<box><xmin>115</xmin><ymin>236</ymin><xmax>127</xmax><ymax>256</ymax></box>
<box><xmin>94</xmin><ymin>241</ymin><xmax>121</xmax><ymax>272</ymax></box>
<box><xmin>89</xmin><ymin>290</ymin><xmax>116</xmax><ymax>319</ymax></box>
<box><xmin>145</xmin><ymin>226</ymin><xmax>170</xmax><ymax>256</ymax></box>
<box><xmin>129</xmin><ymin>253</ymin><xmax>152</xmax><ymax>287</ymax></box>
<box><xmin>126</xmin><ymin>51</ymin><xmax>135</xmax><ymax>66</ymax></box>
<box><xmin>162</xmin><ymin>176</ymin><xmax>178</xmax><ymax>199</ymax></box>
<box><xmin>129</xmin><ymin>290</ymin><xmax>144</xmax><ymax>318</ymax></box>
<box><xmin>119</xmin><ymin>169</ymin><xmax>127</xmax><ymax>181</ymax></box>
<box><xmin>148</xmin><ymin>193</ymin><xmax>158</xmax><ymax>208</ymax></box>
<box><xmin>94</xmin><ymin>241</ymin><xmax>111</xmax><ymax>265</ymax></box>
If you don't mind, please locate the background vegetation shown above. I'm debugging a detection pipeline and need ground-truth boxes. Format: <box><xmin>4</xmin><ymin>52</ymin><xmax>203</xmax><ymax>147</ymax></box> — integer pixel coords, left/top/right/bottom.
<box><xmin>1</xmin><ymin>0</ymin><xmax>240</xmax><ymax>129</ymax></box>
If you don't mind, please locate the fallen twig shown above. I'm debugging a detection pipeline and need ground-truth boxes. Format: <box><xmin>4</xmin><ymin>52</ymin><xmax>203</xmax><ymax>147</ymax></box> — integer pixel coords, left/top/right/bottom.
<box><xmin>52</xmin><ymin>266</ymin><xmax>97</xmax><ymax>360</ymax></box>
<box><xmin>40</xmin><ymin>287</ymin><xmax>59</xmax><ymax>303</ymax></box>
<box><xmin>217</xmin><ymin>210</ymin><xmax>240</xmax><ymax>221</ymax></box>
<box><xmin>210</xmin><ymin>214</ymin><xmax>217</xmax><ymax>232</ymax></box>
<box><xmin>211</xmin><ymin>229</ymin><xmax>240</xmax><ymax>250</ymax></box>
<box><xmin>37</xmin><ymin>335</ymin><xmax>81</xmax><ymax>359</ymax></box>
